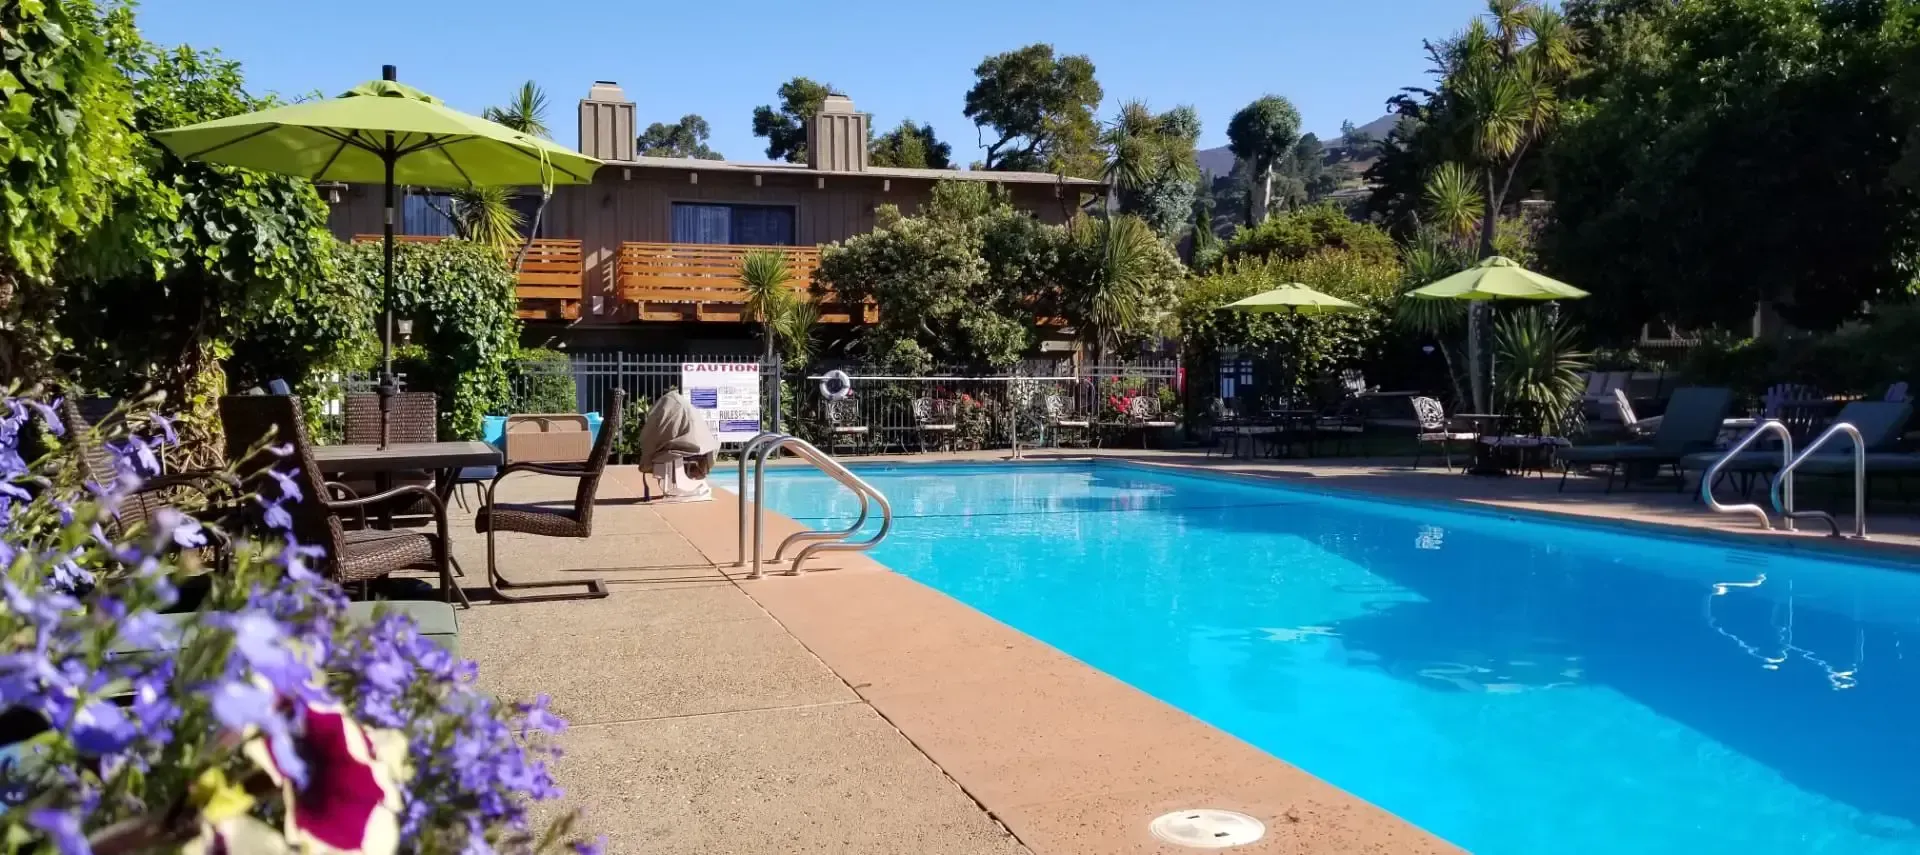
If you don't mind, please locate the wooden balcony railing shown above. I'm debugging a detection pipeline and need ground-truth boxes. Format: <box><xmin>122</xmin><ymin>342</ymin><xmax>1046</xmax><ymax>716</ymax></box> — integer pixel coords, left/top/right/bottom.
<box><xmin>351</xmin><ymin>235</ymin><xmax>583</xmax><ymax>321</ymax></box>
<box><xmin>615</xmin><ymin>242</ymin><xmax>875</xmax><ymax>324</ymax></box>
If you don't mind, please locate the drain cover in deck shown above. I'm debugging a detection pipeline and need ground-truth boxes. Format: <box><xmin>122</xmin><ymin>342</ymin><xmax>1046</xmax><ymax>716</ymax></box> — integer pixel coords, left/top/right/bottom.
<box><xmin>1148</xmin><ymin>809</ymin><xmax>1266</xmax><ymax>848</ymax></box>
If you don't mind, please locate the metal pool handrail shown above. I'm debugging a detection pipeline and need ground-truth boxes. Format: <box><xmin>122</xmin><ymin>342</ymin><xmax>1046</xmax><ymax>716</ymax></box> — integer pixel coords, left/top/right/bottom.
<box><xmin>734</xmin><ymin>432</ymin><xmax>893</xmax><ymax>578</ymax></box>
<box><xmin>1703</xmin><ymin>420</ymin><xmax>1794</xmax><ymax>531</ymax></box>
<box><xmin>1769</xmin><ymin>421</ymin><xmax>1868</xmax><ymax>540</ymax></box>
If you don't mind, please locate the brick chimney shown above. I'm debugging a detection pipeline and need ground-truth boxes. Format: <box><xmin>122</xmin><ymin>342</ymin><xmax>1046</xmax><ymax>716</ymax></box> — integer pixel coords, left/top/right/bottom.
<box><xmin>578</xmin><ymin>81</ymin><xmax>635</xmax><ymax>162</ymax></box>
<box><xmin>805</xmin><ymin>93</ymin><xmax>869</xmax><ymax>172</ymax></box>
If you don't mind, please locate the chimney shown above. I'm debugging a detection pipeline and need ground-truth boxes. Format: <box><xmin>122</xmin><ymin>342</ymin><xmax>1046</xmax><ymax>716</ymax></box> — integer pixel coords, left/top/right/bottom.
<box><xmin>578</xmin><ymin>81</ymin><xmax>635</xmax><ymax>162</ymax></box>
<box><xmin>805</xmin><ymin>93</ymin><xmax>869</xmax><ymax>173</ymax></box>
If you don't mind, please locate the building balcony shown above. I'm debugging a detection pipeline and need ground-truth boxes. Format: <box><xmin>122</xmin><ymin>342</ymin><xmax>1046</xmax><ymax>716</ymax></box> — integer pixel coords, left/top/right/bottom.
<box><xmin>615</xmin><ymin>242</ymin><xmax>875</xmax><ymax>324</ymax></box>
<box><xmin>351</xmin><ymin>235</ymin><xmax>583</xmax><ymax>321</ymax></box>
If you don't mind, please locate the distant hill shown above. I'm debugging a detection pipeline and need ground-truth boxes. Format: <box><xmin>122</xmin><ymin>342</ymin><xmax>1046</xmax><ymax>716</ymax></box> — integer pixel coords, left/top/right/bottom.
<box><xmin>1195</xmin><ymin>114</ymin><xmax>1397</xmax><ymax>180</ymax></box>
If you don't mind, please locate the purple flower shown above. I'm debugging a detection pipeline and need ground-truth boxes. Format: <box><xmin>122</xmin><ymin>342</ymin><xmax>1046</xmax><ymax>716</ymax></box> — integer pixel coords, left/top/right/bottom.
<box><xmin>151</xmin><ymin>508</ymin><xmax>207</xmax><ymax>550</ymax></box>
<box><xmin>266</xmin><ymin>467</ymin><xmax>305</xmax><ymax>504</ymax></box>
<box><xmin>107</xmin><ymin>436</ymin><xmax>161</xmax><ymax>478</ymax></box>
<box><xmin>267</xmin><ymin>442</ymin><xmax>294</xmax><ymax>457</ymax></box>
<box><xmin>69</xmin><ymin>700</ymin><xmax>135</xmax><ymax>755</ymax></box>
<box><xmin>147</xmin><ymin>412</ymin><xmax>177</xmax><ymax>446</ymax></box>
<box><xmin>572</xmin><ymin>838</ymin><xmax>608</xmax><ymax>855</ymax></box>
<box><xmin>25</xmin><ymin>398</ymin><xmax>63</xmax><ymax>437</ymax></box>
<box><xmin>27</xmin><ymin>807</ymin><xmax>88</xmax><ymax>855</ymax></box>
<box><xmin>209</xmin><ymin>679</ymin><xmax>306</xmax><ymax>787</ymax></box>
<box><xmin>259</xmin><ymin>496</ymin><xmax>294</xmax><ymax>532</ymax></box>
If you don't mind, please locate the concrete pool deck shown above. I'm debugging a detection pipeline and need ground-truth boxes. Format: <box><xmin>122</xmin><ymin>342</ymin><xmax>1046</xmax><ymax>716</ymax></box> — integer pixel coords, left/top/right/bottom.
<box><xmin>453</xmin><ymin>451</ymin><xmax>1918</xmax><ymax>853</ymax></box>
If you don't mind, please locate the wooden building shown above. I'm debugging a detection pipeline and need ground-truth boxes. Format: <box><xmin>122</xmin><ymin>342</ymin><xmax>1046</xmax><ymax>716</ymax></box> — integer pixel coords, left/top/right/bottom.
<box><xmin>326</xmin><ymin>82</ymin><xmax>1105</xmax><ymax>350</ymax></box>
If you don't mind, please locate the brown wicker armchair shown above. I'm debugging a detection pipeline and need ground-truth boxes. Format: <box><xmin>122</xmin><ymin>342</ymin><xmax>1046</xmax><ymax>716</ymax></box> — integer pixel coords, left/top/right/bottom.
<box><xmin>60</xmin><ymin>399</ymin><xmax>239</xmax><ymax>558</ymax></box>
<box><xmin>472</xmin><ymin>390</ymin><xmax>622</xmax><ymax>603</ymax></box>
<box><xmin>219</xmin><ymin>395</ymin><xmax>459</xmax><ymax>605</ymax></box>
<box><xmin>342</xmin><ymin>392</ymin><xmax>439</xmax><ymax>519</ymax></box>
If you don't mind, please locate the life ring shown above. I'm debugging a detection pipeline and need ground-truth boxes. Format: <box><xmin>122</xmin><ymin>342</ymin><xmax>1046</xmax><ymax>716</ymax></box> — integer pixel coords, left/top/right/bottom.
<box><xmin>819</xmin><ymin>370</ymin><xmax>853</xmax><ymax>400</ymax></box>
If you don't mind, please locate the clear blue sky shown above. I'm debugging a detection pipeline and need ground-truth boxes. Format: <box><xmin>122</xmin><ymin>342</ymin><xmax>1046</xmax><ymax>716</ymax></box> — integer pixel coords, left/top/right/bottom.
<box><xmin>139</xmin><ymin>0</ymin><xmax>1485</xmax><ymax>164</ymax></box>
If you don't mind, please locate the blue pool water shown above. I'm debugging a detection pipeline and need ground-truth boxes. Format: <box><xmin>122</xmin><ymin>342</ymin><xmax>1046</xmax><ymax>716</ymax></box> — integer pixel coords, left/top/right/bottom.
<box><xmin>755</xmin><ymin>462</ymin><xmax>1920</xmax><ymax>855</ymax></box>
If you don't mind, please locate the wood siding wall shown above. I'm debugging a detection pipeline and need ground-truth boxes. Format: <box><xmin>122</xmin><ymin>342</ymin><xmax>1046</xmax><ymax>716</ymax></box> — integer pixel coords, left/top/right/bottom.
<box><xmin>324</xmin><ymin>167</ymin><xmax>1081</xmax><ymax>322</ymax></box>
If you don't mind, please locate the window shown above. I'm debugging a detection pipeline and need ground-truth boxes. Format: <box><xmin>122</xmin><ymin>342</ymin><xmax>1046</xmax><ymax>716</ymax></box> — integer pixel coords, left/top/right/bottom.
<box><xmin>401</xmin><ymin>192</ymin><xmax>456</xmax><ymax>237</ymax></box>
<box><xmin>670</xmin><ymin>203</ymin><xmax>795</xmax><ymax>246</ymax></box>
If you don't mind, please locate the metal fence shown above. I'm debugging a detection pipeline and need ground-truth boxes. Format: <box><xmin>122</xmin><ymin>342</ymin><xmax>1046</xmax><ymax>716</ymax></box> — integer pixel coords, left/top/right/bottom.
<box><xmin>793</xmin><ymin>359</ymin><xmax>1182</xmax><ymax>452</ymax></box>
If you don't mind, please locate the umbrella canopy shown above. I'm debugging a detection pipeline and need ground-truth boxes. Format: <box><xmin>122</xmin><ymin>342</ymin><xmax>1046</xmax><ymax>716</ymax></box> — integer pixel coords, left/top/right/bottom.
<box><xmin>1406</xmin><ymin>256</ymin><xmax>1589</xmax><ymax>301</ymax></box>
<box><xmin>150</xmin><ymin>78</ymin><xmax>600</xmax><ymax>188</ymax></box>
<box><xmin>1224</xmin><ymin>283</ymin><xmax>1360</xmax><ymax>316</ymax></box>
<box><xmin>152</xmin><ymin>66</ymin><xmax>603</xmax><ymax>448</ymax></box>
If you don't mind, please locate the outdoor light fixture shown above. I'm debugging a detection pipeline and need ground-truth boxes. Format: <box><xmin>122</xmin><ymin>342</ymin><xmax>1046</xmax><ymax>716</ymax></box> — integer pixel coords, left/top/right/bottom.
<box><xmin>397</xmin><ymin>319</ymin><xmax>414</xmax><ymax>346</ymax></box>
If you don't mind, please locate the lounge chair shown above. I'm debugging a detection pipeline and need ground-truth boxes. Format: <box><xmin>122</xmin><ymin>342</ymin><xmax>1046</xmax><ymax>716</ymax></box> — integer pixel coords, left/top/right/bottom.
<box><xmin>1680</xmin><ymin>400</ymin><xmax>1913</xmax><ymax>496</ymax></box>
<box><xmin>1556</xmin><ymin>387</ymin><xmax>1734</xmax><ymax>492</ymax></box>
<box><xmin>1410</xmin><ymin>396</ymin><xmax>1477</xmax><ymax>471</ymax></box>
<box><xmin>473</xmin><ymin>389</ymin><xmax>623</xmax><ymax>603</ymax></box>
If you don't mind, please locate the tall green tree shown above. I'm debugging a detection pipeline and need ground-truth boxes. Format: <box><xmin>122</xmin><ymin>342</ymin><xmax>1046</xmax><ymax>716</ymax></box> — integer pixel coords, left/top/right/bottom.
<box><xmin>870</xmin><ymin>119</ymin><xmax>952</xmax><ymax>168</ymax></box>
<box><xmin>751</xmin><ymin>77</ymin><xmax>833</xmax><ymax>163</ymax></box>
<box><xmin>1102</xmin><ymin>102</ymin><xmax>1201</xmax><ymax>240</ymax></box>
<box><xmin>57</xmin><ymin>43</ymin><xmax>335</xmax><ymax>462</ymax></box>
<box><xmin>637</xmin><ymin>114</ymin><xmax>724</xmax><ymax>159</ymax></box>
<box><xmin>0</xmin><ymin>0</ymin><xmax>147</xmax><ymax>378</ymax></box>
<box><xmin>963</xmin><ymin>44</ymin><xmax>1104</xmax><ymax>177</ymax></box>
<box><xmin>1545</xmin><ymin>0</ymin><xmax>1920</xmax><ymax>339</ymax></box>
<box><xmin>1226</xmin><ymin>95</ymin><xmax>1302</xmax><ymax>225</ymax></box>
<box><xmin>737</xmin><ymin>250</ymin><xmax>794</xmax><ymax>363</ymax></box>
<box><xmin>1057</xmin><ymin>215</ymin><xmax>1186</xmax><ymax>362</ymax></box>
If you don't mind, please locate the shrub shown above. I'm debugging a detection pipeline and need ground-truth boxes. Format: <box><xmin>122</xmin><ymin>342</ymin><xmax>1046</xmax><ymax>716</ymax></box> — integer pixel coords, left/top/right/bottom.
<box><xmin>0</xmin><ymin>393</ymin><xmax>599</xmax><ymax>854</ymax></box>
<box><xmin>1220</xmin><ymin>203</ymin><xmax>1399</xmax><ymax>268</ymax></box>
<box><xmin>507</xmin><ymin>348</ymin><xmax>578</xmax><ymax>414</ymax></box>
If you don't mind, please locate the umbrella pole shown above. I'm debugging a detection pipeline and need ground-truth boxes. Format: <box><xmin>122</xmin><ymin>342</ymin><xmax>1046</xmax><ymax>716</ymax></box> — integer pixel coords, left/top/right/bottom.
<box><xmin>378</xmin><ymin>138</ymin><xmax>396</xmax><ymax>450</ymax></box>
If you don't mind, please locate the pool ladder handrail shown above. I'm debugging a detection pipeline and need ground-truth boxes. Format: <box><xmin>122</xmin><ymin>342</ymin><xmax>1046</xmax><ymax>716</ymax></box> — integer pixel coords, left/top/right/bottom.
<box><xmin>735</xmin><ymin>432</ymin><xmax>893</xmax><ymax>578</ymax></box>
<box><xmin>1703</xmin><ymin>420</ymin><xmax>1795</xmax><ymax>532</ymax></box>
<box><xmin>1768</xmin><ymin>421</ymin><xmax>1868</xmax><ymax>540</ymax></box>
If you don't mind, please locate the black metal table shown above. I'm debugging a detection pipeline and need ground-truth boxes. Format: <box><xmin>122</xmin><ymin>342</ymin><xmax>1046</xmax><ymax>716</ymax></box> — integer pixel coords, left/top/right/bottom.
<box><xmin>1454</xmin><ymin>414</ymin><xmax>1515</xmax><ymax>476</ymax></box>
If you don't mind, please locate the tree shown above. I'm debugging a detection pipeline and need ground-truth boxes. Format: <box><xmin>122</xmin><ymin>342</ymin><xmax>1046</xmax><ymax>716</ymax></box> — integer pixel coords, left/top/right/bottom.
<box><xmin>483</xmin><ymin>81</ymin><xmax>550</xmax><ymax>138</ymax></box>
<box><xmin>1226</xmin><ymin>95</ymin><xmax>1302</xmax><ymax>225</ymax></box>
<box><xmin>870</xmin><ymin>119</ymin><xmax>952</xmax><ymax>169</ymax></box>
<box><xmin>963</xmin><ymin>44</ymin><xmax>1104</xmax><ymax>176</ymax></box>
<box><xmin>751</xmin><ymin>77</ymin><xmax>833</xmax><ymax>163</ymax></box>
<box><xmin>1102</xmin><ymin>102</ymin><xmax>1201</xmax><ymax>240</ymax></box>
<box><xmin>1544</xmin><ymin>0</ymin><xmax>1920</xmax><ymax>339</ymax></box>
<box><xmin>56</xmin><ymin>43</ymin><xmax>336</xmax><ymax>463</ymax></box>
<box><xmin>0</xmin><ymin>0</ymin><xmax>147</xmax><ymax>378</ymax></box>
<box><xmin>638</xmin><ymin>114</ymin><xmax>724</xmax><ymax>160</ymax></box>
<box><xmin>1274</xmin><ymin>133</ymin><xmax>1335</xmax><ymax>209</ymax></box>
<box><xmin>1221</xmin><ymin>203</ymin><xmax>1400</xmax><ymax>268</ymax></box>
<box><xmin>738</xmin><ymin>250</ymin><xmax>795</xmax><ymax>363</ymax></box>
<box><xmin>1056</xmin><ymin>215</ymin><xmax>1186</xmax><ymax>362</ymax></box>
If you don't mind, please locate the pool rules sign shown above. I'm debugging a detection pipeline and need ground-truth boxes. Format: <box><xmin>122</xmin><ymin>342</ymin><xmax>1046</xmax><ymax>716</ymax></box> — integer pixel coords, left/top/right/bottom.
<box><xmin>681</xmin><ymin>362</ymin><xmax>762</xmax><ymax>442</ymax></box>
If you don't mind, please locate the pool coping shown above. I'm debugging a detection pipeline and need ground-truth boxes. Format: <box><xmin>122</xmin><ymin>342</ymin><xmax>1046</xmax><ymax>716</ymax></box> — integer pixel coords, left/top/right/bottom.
<box><xmin>650</xmin><ymin>482</ymin><xmax>1461</xmax><ymax>854</ymax></box>
<box><xmin>769</xmin><ymin>453</ymin><xmax>1920</xmax><ymax>572</ymax></box>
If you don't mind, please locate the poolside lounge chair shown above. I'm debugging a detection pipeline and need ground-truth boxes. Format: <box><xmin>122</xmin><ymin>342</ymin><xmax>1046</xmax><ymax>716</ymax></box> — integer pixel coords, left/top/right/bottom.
<box><xmin>1612</xmin><ymin>388</ymin><xmax>1659</xmax><ymax>437</ymax></box>
<box><xmin>1556</xmin><ymin>386</ymin><xmax>1734</xmax><ymax>493</ymax></box>
<box><xmin>1410</xmin><ymin>396</ymin><xmax>1477</xmax><ymax>471</ymax></box>
<box><xmin>1680</xmin><ymin>400</ymin><xmax>1913</xmax><ymax>496</ymax></box>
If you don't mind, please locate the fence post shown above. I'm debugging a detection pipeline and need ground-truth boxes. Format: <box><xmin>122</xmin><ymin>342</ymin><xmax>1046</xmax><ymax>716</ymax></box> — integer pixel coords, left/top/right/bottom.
<box><xmin>768</xmin><ymin>353</ymin><xmax>783</xmax><ymax>435</ymax></box>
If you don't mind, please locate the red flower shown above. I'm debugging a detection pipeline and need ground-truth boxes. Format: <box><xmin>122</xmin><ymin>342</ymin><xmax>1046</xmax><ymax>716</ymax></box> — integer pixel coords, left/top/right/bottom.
<box><xmin>247</xmin><ymin>702</ymin><xmax>404</xmax><ymax>854</ymax></box>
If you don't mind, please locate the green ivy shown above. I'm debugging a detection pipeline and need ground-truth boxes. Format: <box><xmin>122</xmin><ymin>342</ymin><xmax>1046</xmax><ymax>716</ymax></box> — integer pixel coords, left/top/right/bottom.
<box><xmin>329</xmin><ymin>240</ymin><xmax>520</xmax><ymax>440</ymax></box>
<box><xmin>0</xmin><ymin>0</ymin><xmax>148</xmax><ymax>375</ymax></box>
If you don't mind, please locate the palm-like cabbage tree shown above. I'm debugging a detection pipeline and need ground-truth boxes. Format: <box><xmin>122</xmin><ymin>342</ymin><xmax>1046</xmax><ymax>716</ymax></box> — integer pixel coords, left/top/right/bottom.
<box><xmin>1226</xmin><ymin>95</ymin><xmax>1302</xmax><ymax>225</ymax></box>
<box><xmin>738</xmin><ymin>250</ymin><xmax>795</xmax><ymax>363</ymax></box>
<box><xmin>1492</xmin><ymin>306</ymin><xmax>1589</xmax><ymax>434</ymax></box>
<box><xmin>775</xmin><ymin>298</ymin><xmax>822</xmax><ymax>365</ymax></box>
<box><xmin>448</xmin><ymin>82</ymin><xmax>551</xmax><ymax>254</ymax></box>
<box><xmin>1069</xmin><ymin>215</ymin><xmax>1165</xmax><ymax>363</ymax></box>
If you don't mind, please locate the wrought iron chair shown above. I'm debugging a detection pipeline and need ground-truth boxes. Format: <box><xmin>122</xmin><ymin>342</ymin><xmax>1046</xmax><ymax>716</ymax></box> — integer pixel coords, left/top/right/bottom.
<box><xmin>1045</xmin><ymin>394</ymin><xmax>1092</xmax><ymax>448</ymax></box>
<box><xmin>823</xmin><ymin>398</ymin><xmax>869</xmax><ymax>456</ymax></box>
<box><xmin>1411</xmin><ymin>396</ymin><xmax>1477</xmax><ymax>471</ymax></box>
<box><xmin>1128</xmin><ymin>396</ymin><xmax>1178</xmax><ymax>449</ymax></box>
<box><xmin>220</xmin><ymin>395</ymin><xmax>458</xmax><ymax>604</ymax></box>
<box><xmin>472</xmin><ymin>390</ymin><xmax>623</xmax><ymax>602</ymax></box>
<box><xmin>912</xmin><ymin>397</ymin><xmax>958</xmax><ymax>452</ymax></box>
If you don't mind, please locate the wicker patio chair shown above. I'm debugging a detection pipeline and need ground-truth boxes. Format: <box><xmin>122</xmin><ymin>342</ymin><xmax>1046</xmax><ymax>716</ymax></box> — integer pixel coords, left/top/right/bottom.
<box><xmin>220</xmin><ymin>394</ymin><xmax>458</xmax><ymax>604</ymax></box>
<box><xmin>341</xmin><ymin>392</ymin><xmax>439</xmax><ymax>519</ymax></box>
<box><xmin>60</xmin><ymin>399</ymin><xmax>239</xmax><ymax>561</ymax></box>
<box><xmin>471</xmin><ymin>389</ymin><xmax>622</xmax><ymax>603</ymax></box>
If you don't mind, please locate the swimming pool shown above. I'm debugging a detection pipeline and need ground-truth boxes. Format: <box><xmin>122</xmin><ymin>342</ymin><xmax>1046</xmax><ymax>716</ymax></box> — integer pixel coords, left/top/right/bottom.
<box><xmin>755</xmin><ymin>462</ymin><xmax>1920</xmax><ymax>855</ymax></box>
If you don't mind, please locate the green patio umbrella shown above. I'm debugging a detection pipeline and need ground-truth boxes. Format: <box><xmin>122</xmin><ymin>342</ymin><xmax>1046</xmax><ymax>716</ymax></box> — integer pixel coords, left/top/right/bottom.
<box><xmin>1223</xmin><ymin>283</ymin><xmax>1360</xmax><ymax>408</ymax></box>
<box><xmin>1407</xmin><ymin>255</ymin><xmax>1588</xmax><ymax>414</ymax></box>
<box><xmin>151</xmin><ymin>65</ymin><xmax>602</xmax><ymax>445</ymax></box>
<box><xmin>1224</xmin><ymin>283</ymin><xmax>1360</xmax><ymax>316</ymax></box>
<box><xmin>1405</xmin><ymin>255</ymin><xmax>1590</xmax><ymax>300</ymax></box>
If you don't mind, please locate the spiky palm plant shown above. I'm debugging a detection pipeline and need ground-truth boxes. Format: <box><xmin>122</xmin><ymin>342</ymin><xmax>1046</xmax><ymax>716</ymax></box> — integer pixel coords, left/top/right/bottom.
<box><xmin>1071</xmin><ymin>215</ymin><xmax>1164</xmax><ymax>363</ymax></box>
<box><xmin>1423</xmin><ymin>163</ymin><xmax>1485</xmax><ymax>250</ymax></box>
<box><xmin>775</xmin><ymin>298</ymin><xmax>821</xmax><ymax>366</ymax></box>
<box><xmin>451</xmin><ymin>185</ymin><xmax>524</xmax><ymax>250</ymax></box>
<box><xmin>737</xmin><ymin>250</ymin><xmax>794</xmax><ymax>362</ymax></box>
<box><xmin>484</xmin><ymin>81</ymin><xmax>551</xmax><ymax>138</ymax></box>
<box><xmin>1493</xmin><ymin>306</ymin><xmax>1589</xmax><ymax>435</ymax></box>
<box><xmin>1397</xmin><ymin>239</ymin><xmax>1473</xmax><ymax>407</ymax></box>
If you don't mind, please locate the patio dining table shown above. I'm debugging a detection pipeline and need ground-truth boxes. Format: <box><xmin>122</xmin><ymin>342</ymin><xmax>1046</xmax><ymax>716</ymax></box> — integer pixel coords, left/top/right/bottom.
<box><xmin>314</xmin><ymin>441</ymin><xmax>501</xmax><ymax>524</ymax></box>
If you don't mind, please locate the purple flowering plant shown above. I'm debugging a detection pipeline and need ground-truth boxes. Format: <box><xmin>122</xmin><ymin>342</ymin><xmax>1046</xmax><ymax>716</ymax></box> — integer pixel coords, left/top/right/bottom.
<box><xmin>0</xmin><ymin>391</ymin><xmax>600</xmax><ymax>854</ymax></box>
